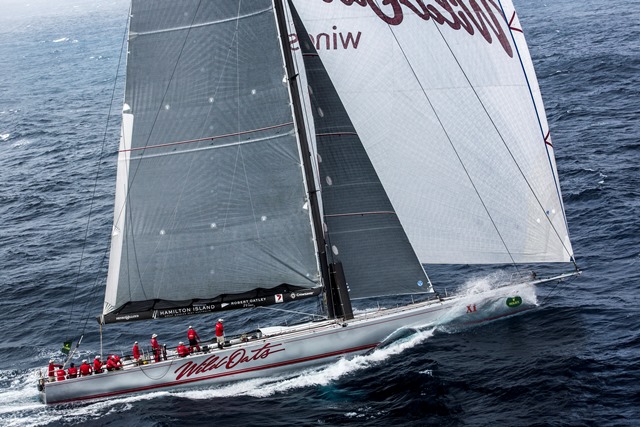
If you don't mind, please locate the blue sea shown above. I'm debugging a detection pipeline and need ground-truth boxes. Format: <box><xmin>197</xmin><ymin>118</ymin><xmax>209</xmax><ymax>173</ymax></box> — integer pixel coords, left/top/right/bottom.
<box><xmin>1</xmin><ymin>0</ymin><xmax>639</xmax><ymax>425</ymax></box>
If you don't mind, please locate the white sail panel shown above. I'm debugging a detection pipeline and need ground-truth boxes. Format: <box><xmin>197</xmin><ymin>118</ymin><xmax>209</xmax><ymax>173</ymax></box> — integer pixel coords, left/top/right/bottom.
<box><xmin>292</xmin><ymin>0</ymin><xmax>573</xmax><ymax>264</ymax></box>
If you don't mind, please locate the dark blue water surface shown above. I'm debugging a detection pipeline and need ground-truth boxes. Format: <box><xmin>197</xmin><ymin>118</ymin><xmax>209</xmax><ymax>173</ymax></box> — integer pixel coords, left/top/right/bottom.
<box><xmin>1</xmin><ymin>0</ymin><xmax>639</xmax><ymax>426</ymax></box>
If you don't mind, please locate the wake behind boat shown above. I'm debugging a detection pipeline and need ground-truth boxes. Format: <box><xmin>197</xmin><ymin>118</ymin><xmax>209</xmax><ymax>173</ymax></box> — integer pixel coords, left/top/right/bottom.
<box><xmin>37</xmin><ymin>0</ymin><xmax>579</xmax><ymax>404</ymax></box>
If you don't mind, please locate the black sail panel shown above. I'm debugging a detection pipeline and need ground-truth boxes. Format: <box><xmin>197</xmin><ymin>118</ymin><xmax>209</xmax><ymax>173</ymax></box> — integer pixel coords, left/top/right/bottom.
<box><xmin>102</xmin><ymin>1</ymin><xmax>321</xmax><ymax>322</ymax></box>
<box><xmin>289</xmin><ymin>2</ymin><xmax>430</xmax><ymax>299</ymax></box>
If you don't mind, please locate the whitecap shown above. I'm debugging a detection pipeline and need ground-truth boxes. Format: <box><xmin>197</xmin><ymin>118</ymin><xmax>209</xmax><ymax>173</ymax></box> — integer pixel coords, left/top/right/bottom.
<box><xmin>11</xmin><ymin>139</ymin><xmax>31</xmax><ymax>147</ymax></box>
<box><xmin>52</xmin><ymin>37</ymin><xmax>69</xmax><ymax>43</ymax></box>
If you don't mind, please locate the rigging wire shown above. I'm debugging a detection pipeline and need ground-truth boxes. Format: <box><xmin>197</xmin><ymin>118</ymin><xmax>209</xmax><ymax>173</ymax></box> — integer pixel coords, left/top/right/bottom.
<box><xmin>64</xmin><ymin>6</ymin><xmax>131</xmax><ymax>343</ymax></box>
<box><xmin>539</xmin><ymin>270</ymin><xmax>581</xmax><ymax>305</ymax></box>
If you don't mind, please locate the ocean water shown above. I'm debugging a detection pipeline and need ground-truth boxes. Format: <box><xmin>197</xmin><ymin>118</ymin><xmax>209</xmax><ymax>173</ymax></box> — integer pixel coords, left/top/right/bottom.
<box><xmin>0</xmin><ymin>0</ymin><xmax>639</xmax><ymax>426</ymax></box>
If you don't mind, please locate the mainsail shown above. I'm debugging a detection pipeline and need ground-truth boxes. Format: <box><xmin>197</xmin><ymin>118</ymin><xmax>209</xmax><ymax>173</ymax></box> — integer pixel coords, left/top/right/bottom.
<box><xmin>290</xmin><ymin>0</ymin><xmax>574</xmax><ymax>265</ymax></box>
<box><xmin>103</xmin><ymin>1</ymin><xmax>321</xmax><ymax>323</ymax></box>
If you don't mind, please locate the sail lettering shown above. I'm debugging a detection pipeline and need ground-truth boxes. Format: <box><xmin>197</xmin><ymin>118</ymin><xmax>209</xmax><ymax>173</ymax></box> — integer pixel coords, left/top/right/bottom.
<box><xmin>321</xmin><ymin>0</ymin><xmax>514</xmax><ymax>57</ymax></box>
<box><xmin>174</xmin><ymin>343</ymin><xmax>285</xmax><ymax>380</ymax></box>
<box><xmin>290</xmin><ymin>27</ymin><xmax>362</xmax><ymax>51</ymax></box>
<box><xmin>466</xmin><ymin>304</ymin><xmax>477</xmax><ymax>313</ymax></box>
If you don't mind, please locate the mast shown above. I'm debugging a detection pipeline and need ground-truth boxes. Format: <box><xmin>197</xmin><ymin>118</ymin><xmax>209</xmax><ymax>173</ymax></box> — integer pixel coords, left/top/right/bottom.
<box><xmin>272</xmin><ymin>0</ymin><xmax>341</xmax><ymax>318</ymax></box>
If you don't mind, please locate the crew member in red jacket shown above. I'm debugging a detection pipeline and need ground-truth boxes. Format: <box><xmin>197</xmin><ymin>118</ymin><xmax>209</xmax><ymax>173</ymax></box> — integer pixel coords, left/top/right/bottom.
<box><xmin>151</xmin><ymin>333</ymin><xmax>161</xmax><ymax>362</ymax></box>
<box><xmin>132</xmin><ymin>341</ymin><xmax>141</xmax><ymax>363</ymax></box>
<box><xmin>187</xmin><ymin>326</ymin><xmax>200</xmax><ymax>353</ymax></box>
<box><xmin>113</xmin><ymin>354</ymin><xmax>123</xmax><ymax>369</ymax></box>
<box><xmin>215</xmin><ymin>318</ymin><xmax>225</xmax><ymax>350</ymax></box>
<box><xmin>106</xmin><ymin>355</ymin><xmax>118</xmax><ymax>371</ymax></box>
<box><xmin>79</xmin><ymin>359</ymin><xmax>92</xmax><ymax>376</ymax></box>
<box><xmin>56</xmin><ymin>366</ymin><xmax>66</xmax><ymax>381</ymax></box>
<box><xmin>93</xmin><ymin>355</ymin><xmax>104</xmax><ymax>373</ymax></box>
<box><xmin>48</xmin><ymin>359</ymin><xmax>62</xmax><ymax>382</ymax></box>
<box><xmin>67</xmin><ymin>362</ymin><xmax>78</xmax><ymax>379</ymax></box>
<box><xmin>176</xmin><ymin>341</ymin><xmax>190</xmax><ymax>357</ymax></box>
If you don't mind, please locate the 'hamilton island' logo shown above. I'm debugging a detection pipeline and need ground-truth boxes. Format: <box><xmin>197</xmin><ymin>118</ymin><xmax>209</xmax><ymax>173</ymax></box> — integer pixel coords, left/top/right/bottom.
<box><xmin>321</xmin><ymin>0</ymin><xmax>515</xmax><ymax>57</ymax></box>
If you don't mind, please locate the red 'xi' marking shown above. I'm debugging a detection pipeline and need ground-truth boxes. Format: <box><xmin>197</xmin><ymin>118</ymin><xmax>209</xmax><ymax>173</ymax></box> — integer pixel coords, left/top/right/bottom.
<box><xmin>466</xmin><ymin>304</ymin><xmax>477</xmax><ymax>313</ymax></box>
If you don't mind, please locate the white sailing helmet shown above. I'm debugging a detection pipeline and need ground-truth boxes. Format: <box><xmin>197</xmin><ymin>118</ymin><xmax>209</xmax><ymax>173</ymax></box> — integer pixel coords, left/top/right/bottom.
<box><xmin>179</xmin><ymin>341</ymin><xmax>184</xmax><ymax>345</ymax></box>
<box><xmin>152</xmin><ymin>333</ymin><xmax>158</xmax><ymax>338</ymax></box>
<box><xmin>218</xmin><ymin>318</ymin><xmax>224</xmax><ymax>322</ymax></box>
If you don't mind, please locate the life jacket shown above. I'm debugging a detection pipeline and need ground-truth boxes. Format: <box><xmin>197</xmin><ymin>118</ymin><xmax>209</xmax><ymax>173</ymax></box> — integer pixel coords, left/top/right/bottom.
<box><xmin>93</xmin><ymin>360</ymin><xmax>103</xmax><ymax>373</ymax></box>
<box><xmin>177</xmin><ymin>345</ymin><xmax>190</xmax><ymax>357</ymax></box>
<box><xmin>79</xmin><ymin>363</ymin><xmax>92</xmax><ymax>376</ymax></box>
<box><xmin>215</xmin><ymin>323</ymin><xmax>224</xmax><ymax>337</ymax></box>
<box><xmin>106</xmin><ymin>358</ymin><xmax>117</xmax><ymax>371</ymax></box>
<box><xmin>188</xmin><ymin>330</ymin><xmax>196</xmax><ymax>340</ymax></box>
<box><xmin>56</xmin><ymin>368</ymin><xmax>66</xmax><ymax>381</ymax></box>
<box><xmin>67</xmin><ymin>366</ymin><xmax>78</xmax><ymax>378</ymax></box>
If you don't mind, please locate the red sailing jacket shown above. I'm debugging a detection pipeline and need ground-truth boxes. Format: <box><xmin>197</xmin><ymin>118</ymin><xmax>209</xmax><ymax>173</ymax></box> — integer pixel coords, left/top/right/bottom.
<box><xmin>79</xmin><ymin>363</ymin><xmax>92</xmax><ymax>376</ymax></box>
<box><xmin>177</xmin><ymin>344</ymin><xmax>190</xmax><ymax>357</ymax></box>
<box><xmin>67</xmin><ymin>366</ymin><xmax>78</xmax><ymax>378</ymax></box>
<box><xmin>56</xmin><ymin>368</ymin><xmax>66</xmax><ymax>381</ymax></box>
<box><xmin>187</xmin><ymin>328</ymin><xmax>200</xmax><ymax>341</ymax></box>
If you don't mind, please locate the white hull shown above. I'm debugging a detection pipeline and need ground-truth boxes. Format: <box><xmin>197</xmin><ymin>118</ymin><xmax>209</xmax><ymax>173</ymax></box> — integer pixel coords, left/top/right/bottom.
<box><xmin>40</xmin><ymin>281</ymin><xmax>541</xmax><ymax>404</ymax></box>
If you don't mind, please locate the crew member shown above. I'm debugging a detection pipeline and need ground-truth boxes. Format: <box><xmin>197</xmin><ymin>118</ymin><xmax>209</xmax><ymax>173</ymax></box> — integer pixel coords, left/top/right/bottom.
<box><xmin>106</xmin><ymin>355</ymin><xmax>118</xmax><ymax>372</ymax></box>
<box><xmin>176</xmin><ymin>341</ymin><xmax>190</xmax><ymax>357</ymax></box>
<box><xmin>48</xmin><ymin>359</ymin><xmax>62</xmax><ymax>382</ymax></box>
<box><xmin>67</xmin><ymin>362</ymin><xmax>78</xmax><ymax>379</ymax></box>
<box><xmin>113</xmin><ymin>354</ymin><xmax>123</xmax><ymax>369</ymax></box>
<box><xmin>187</xmin><ymin>325</ymin><xmax>201</xmax><ymax>353</ymax></box>
<box><xmin>79</xmin><ymin>359</ymin><xmax>92</xmax><ymax>376</ymax></box>
<box><xmin>93</xmin><ymin>355</ymin><xmax>104</xmax><ymax>374</ymax></box>
<box><xmin>151</xmin><ymin>333</ymin><xmax>161</xmax><ymax>362</ymax></box>
<box><xmin>215</xmin><ymin>318</ymin><xmax>225</xmax><ymax>350</ymax></box>
<box><xmin>132</xmin><ymin>341</ymin><xmax>141</xmax><ymax>364</ymax></box>
<box><xmin>56</xmin><ymin>366</ymin><xmax>66</xmax><ymax>381</ymax></box>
